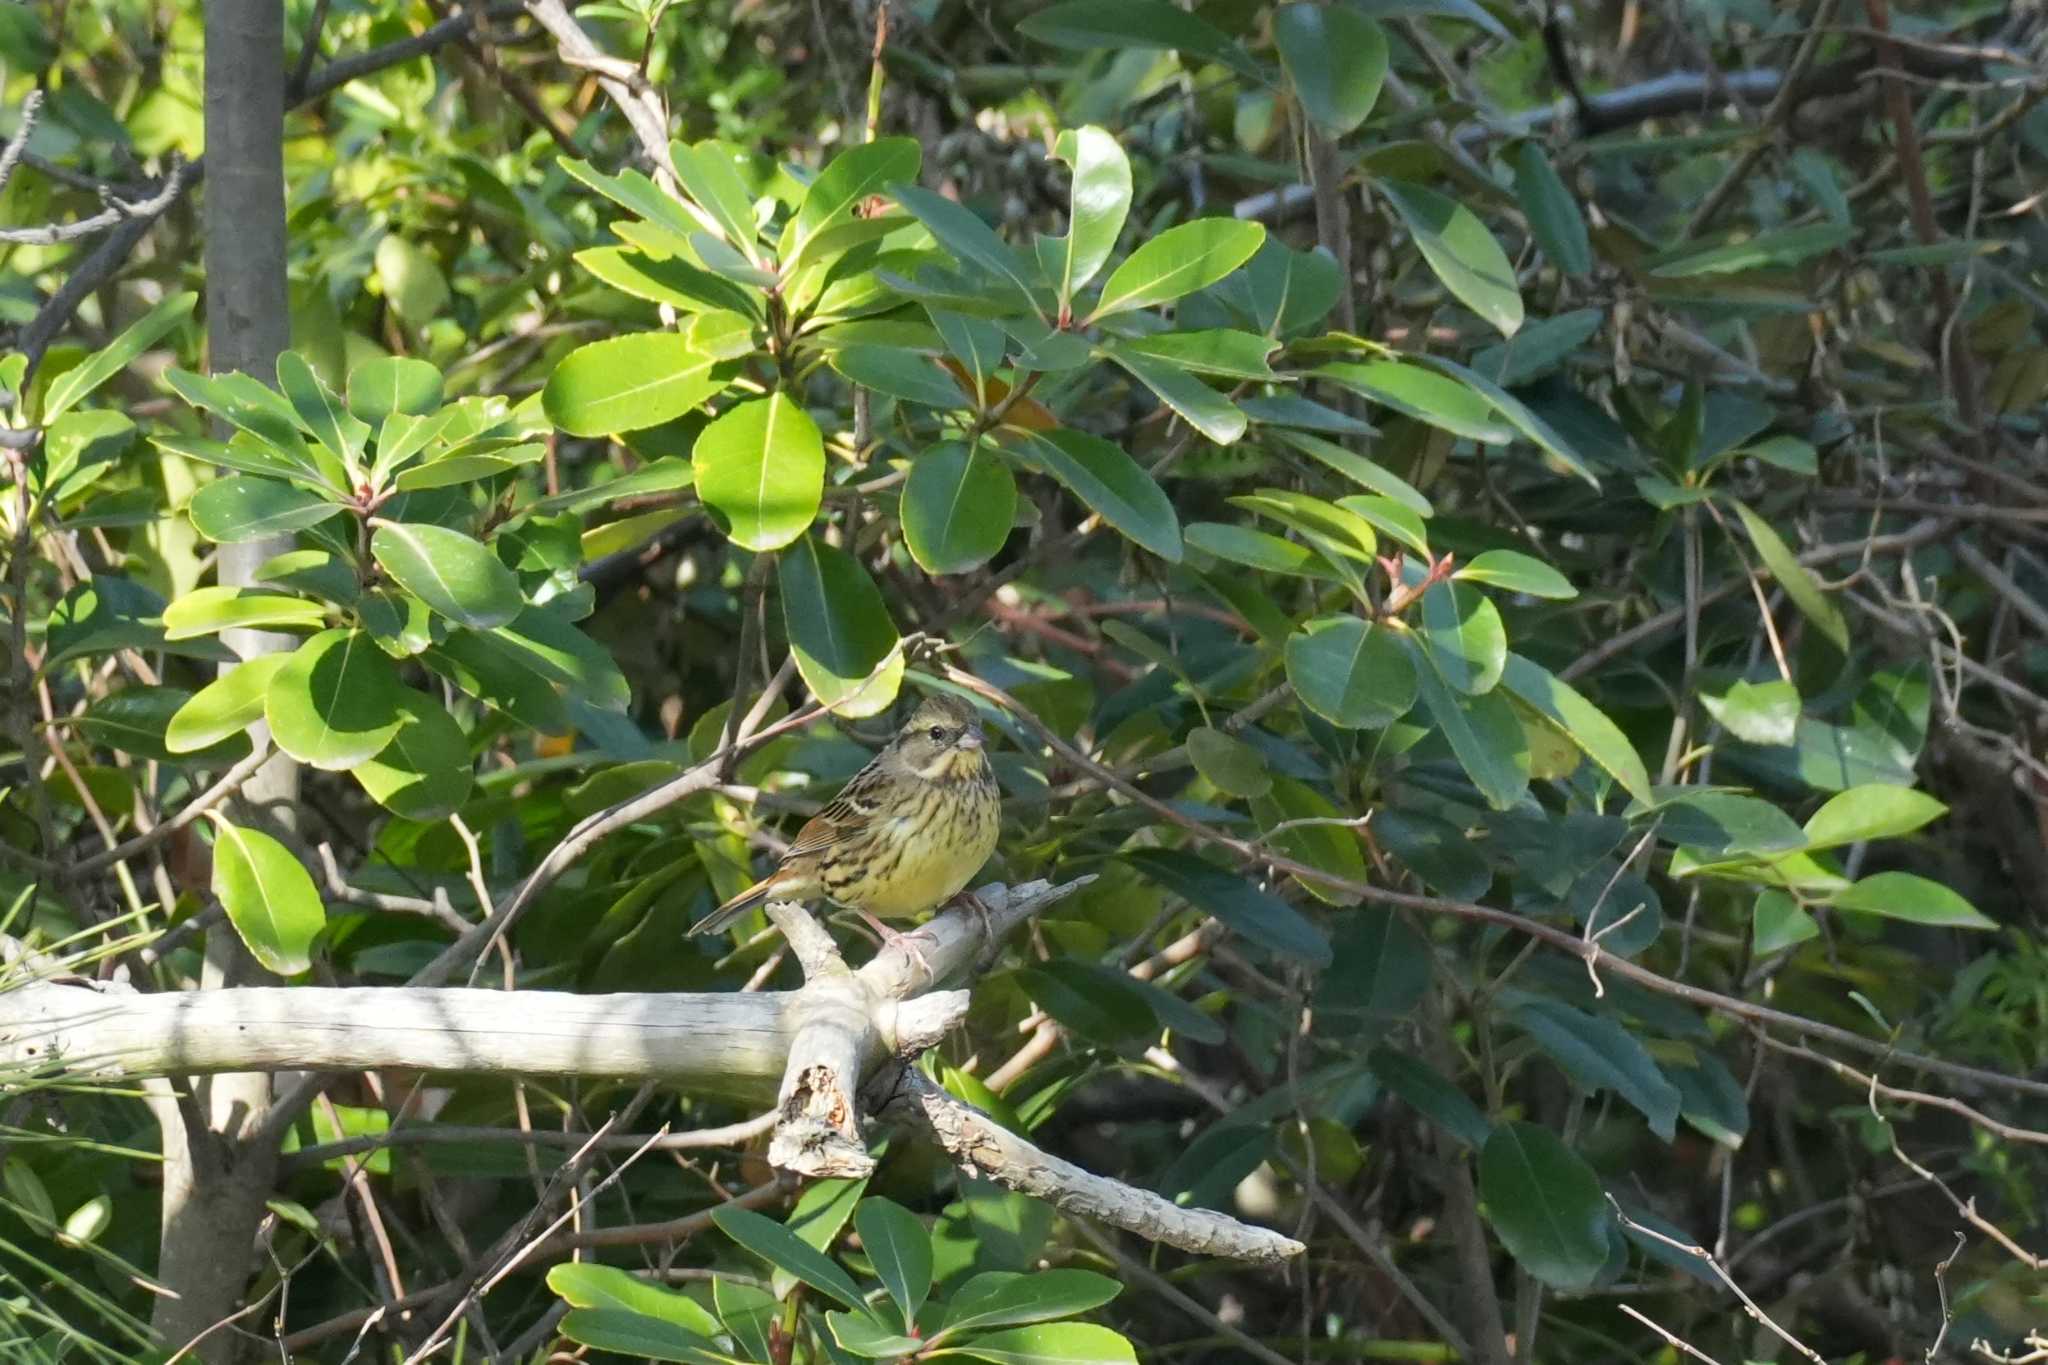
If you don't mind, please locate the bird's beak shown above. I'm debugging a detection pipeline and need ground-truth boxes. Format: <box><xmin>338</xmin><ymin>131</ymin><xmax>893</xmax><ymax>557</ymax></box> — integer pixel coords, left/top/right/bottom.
<box><xmin>955</xmin><ymin>729</ymin><xmax>984</xmax><ymax>751</ymax></box>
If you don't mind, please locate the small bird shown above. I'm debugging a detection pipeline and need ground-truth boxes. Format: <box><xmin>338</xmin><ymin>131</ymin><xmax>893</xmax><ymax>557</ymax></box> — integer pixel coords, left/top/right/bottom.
<box><xmin>690</xmin><ymin>692</ymin><xmax>1001</xmax><ymax>943</ymax></box>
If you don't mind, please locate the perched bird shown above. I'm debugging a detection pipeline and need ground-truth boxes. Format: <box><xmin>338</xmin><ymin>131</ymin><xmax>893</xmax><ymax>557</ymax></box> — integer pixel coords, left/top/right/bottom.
<box><xmin>690</xmin><ymin>692</ymin><xmax>1001</xmax><ymax>943</ymax></box>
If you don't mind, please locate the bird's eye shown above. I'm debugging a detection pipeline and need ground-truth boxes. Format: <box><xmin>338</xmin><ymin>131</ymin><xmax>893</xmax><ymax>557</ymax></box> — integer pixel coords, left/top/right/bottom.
<box><xmin>928</xmin><ymin>725</ymin><xmax>947</xmax><ymax>741</ymax></box>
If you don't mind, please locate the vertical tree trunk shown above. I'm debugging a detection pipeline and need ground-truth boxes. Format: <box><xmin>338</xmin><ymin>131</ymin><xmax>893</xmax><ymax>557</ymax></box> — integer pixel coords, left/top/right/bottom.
<box><xmin>149</xmin><ymin>1</ymin><xmax>295</xmax><ymax>1356</ymax></box>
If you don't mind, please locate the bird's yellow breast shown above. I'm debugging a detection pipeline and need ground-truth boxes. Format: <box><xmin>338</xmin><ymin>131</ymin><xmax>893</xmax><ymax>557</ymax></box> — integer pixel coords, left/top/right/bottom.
<box><xmin>837</xmin><ymin>781</ymin><xmax>999</xmax><ymax>919</ymax></box>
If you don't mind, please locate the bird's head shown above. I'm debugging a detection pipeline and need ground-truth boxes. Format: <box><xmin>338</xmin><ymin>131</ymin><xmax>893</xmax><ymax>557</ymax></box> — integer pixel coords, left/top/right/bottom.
<box><xmin>891</xmin><ymin>692</ymin><xmax>990</xmax><ymax>782</ymax></box>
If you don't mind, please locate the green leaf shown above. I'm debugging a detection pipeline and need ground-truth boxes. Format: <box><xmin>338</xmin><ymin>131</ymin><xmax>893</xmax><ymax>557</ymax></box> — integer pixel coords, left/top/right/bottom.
<box><xmin>560</xmin><ymin>157</ymin><xmax>710</xmax><ymax>248</ymax></box>
<box><xmin>1102</xmin><ymin>343</ymin><xmax>1247</xmax><ymax>444</ymax></box>
<box><xmin>576</xmin><ymin>245</ymin><xmax>763</xmax><ymax>315</ymax></box>
<box><xmin>1186</xmin><ymin>725</ymin><xmax>1271</xmax><ymax>798</ymax></box>
<box><xmin>1184</xmin><ymin>522</ymin><xmax>1320</xmax><ymax>576</ymax></box>
<box><xmin>938</xmin><ymin>1270</ymin><xmax>1121</xmax><ymax>1338</ymax></box>
<box><xmin>210</xmin><ymin>817</ymin><xmax>325</xmax><ymax>975</ymax></box>
<box><xmin>42</xmin><ymin>292</ymin><xmax>196</xmax><ymax>421</ymax></box>
<box><xmin>542</xmin><ymin>333</ymin><xmax>736</xmax><ymax>437</ymax></box>
<box><xmin>1414</xmin><ymin>642</ymin><xmax>1529</xmax><ymax>810</ymax></box>
<box><xmin>779</xmin><ymin>533</ymin><xmax>903</xmax><ymax>719</ymax></box>
<box><xmin>277</xmin><ymin>351</ymin><xmax>368</xmax><ymax>471</ymax></box>
<box><xmin>1420</xmin><ymin>579</ymin><xmax>1506</xmax><ymax>695</ymax></box>
<box><xmin>1731</xmin><ymin>500</ymin><xmax>1848</xmax><ymax>651</ymax></box>
<box><xmin>1369</xmin><ymin>1047</ymin><xmax>1492</xmax><ymax>1146</ymax></box>
<box><xmin>370</xmin><ymin>522</ymin><xmax>524</xmax><ymax>630</ymax></box>
<box><xmin>375</xmin><ymin>234</ymin><xmax>450</xmax><ymax>327</ymax></box>
<box><xmin>1014</xmin><ymin>962</ymin><xmax>1155</xmax><ymax>1043</ymax></box>
<box><xmin>693</xmin><ymin>393</ymin><xmax>825</xmax><ymax>551</ymax></box>
<box><xmin>1285</xmin><ymin>616</ymin><xmax>1417</xmax><ymax>729</ymax></box>
<box><xmin>1335</xmin><ymin>494</ymin><xmax>1428</xmax><ymax>557</ymax></box>
<box><xmin>711</xmin><ymin>1205</ymin><xmax>866</xmax><ymax>1309</ymax></box>
<box><xmin>354</xmin><ymin>691</ymin><xmax>472</xmax><ymax>822</ymax></box>
<box><xmin>1742</xmin><ymin>434</ymin><xmax>1818</xmax><ymax>476</ymax></box>
<box><xmin>829</xmin><ymin>1312</ymin><xmax>927</xmax><ymax>1359</ymax></box>
<box><xmin>167</xmin><ymin>655</ymin><xmax>289</xmax><ymax>754</ymax></box>
<box><xmin>1478</xmin><ymin>1122</ymin><xmax>1610</xmax><ymax>1291</ymax></box>
<box><xmin>1323</xmin><ymin>908</ymin><xmax>1430</xmax><ymax>1019</ymax></box>
<box><xmin>1410</xmin><ymin>355</ymin><xmax>1601</xmax><ymax>487</ymax></box>
<box><xmin>1511</xmin><ymin>143</ymin><xmax>1591</xmax><ymax>277</ymax></box>
<box><xmin>665</xmin><ymin>137</ymin><xmax>758</xmax><ymax>251</ymax></box>
<box><xmin>792</xmin><ymin>137</ymin><xmax>922</xmax><ymax>261</ymax></box>
<box><xmin>545</xmin><ymin>1264</ymin><xmax>720</xmax><ymax>1337</ymax></box>
<box><xmin>931</xmin><ymin>309</ymin><xmax>1008</xmax><ymax>395</ymax></box>
<box><xmin>902</xmin><ymin>441</ymin><xmax>1017</xmax><ymax>574</ymax></box>
<box><xmin>1752</xmin><ymin>889</ymin><xmax>1820</xmax><ymax>954</ymax></box>
<box><xmin>854</xmin><ymin>1198</ymin><xmax>932</xmax><ymax>1331</ymax></box>
<box><xmin>1270</xmin><ymin>430</ymin><xmax>1432</xmax><ymax>515</ymax></box>
<box><xmin>358</xmin><ymin>587</ymin><xmax>434</xmax><ymax>659</ymax></box>
<box><xmin>1240</xmin><ymin>241</ymin><xmax>1343</xmax><ymax>336</ymax></box>
<box><xmin>1511</xmin><ymin>999</ymin><xmax>1682</xmax><ymax>1140</ymax></box>
<box><xmin>1656</xmin><ymin>790</ymin><xmax>1808</xmax><ymax>857</ymax></box>
<box><xmin>1378</xmin><ymin>179</ymin><xmax>1523</xmax><ymax>337</ymax></box>
<box><xmin>1122</xmin><ymin>847</ymin><xmax>1331</xmax><ymax>966</ymax></box>
<box><xmin>161</xmin><ymin>587</ymin><xmax>327</xmax><ymax>640</ymax></box>
<box><xmin>933</xmin><ymin>1322</ymin><xmax>1137</xmax><ymax>1365</ymax></box>
<box><xmin>1701</xmin><ymin>678</ymin><xmax>1800</xmax><ymax>746</ymax></box>
<box><xmin>346</xmin><ymin>356</ymin><xmax>444</xmax><ymax>424</ymax></box>
<box><xmin>830</xmin><ymin>345</ymin><xmax>971</xmax><ymax>409</ymax></box>
<box><xmin>889</xmin><ymin>184</ymin><xmax>1043</xmax><ymax>308</ymax></box>
<box><xmin>484</xmin><ymin>607</ymin><xmax>634</xmax><ymax>713</ymax></box>
<box><xmin>1254</xmin><ymin>777</ymin><xmax>1368</xmax><ymax>907</ymax></box>
<box><xmin>1009</xmin><ymin>430</ymin><xmax>1181</xmax><ymax>562</ymax></box>
<box><xmin>187</xmin><ymin>476</ymin><xmax>341</xmax><ymax>543</ymax></box>
<box><xmin>1374</xmin><ymin>809</ymin><xmax>1490</xmax><ymax>900</ymax></box>
<box><xmin>1089</xmin><ymin>219</ymin><xmax>1264</xmax><ymax>322</ymax></box>
<box><xmin>163</xmin><ymin>367</ymin><xmax>345</xmax><ymax>491</ymax></box>
<box><xmin>1650</xmin><ymin>223</ymin><xmax>1855</xmax><ymax>277</ymax></box>
<box><xmin>1830</xmin><ymin>872</ymin><xmax>1994</xmax><ymax>929</ymax></box>
<box><xmin>556</xmin><ymin>1309</ymin><xmax>722</xmax><ymax>1364</ymax></box>
<box><xmin>1314</xmin><ymin>361</ymin><xmax>1512</xmax><ymax>444</ymax></box>
<box><xmin>1016</xmin><ymin>0</ymin><xmax>1262</xmax><ymax>80</ymax></box>
<box><xmin>1803</xmin><ymin>786</ymin><xmax>1946</xmax><ymax>850</ymax></box>
<box><xmin>1117</xmin><ymin>329</ymin><xmax>1279</xmax><ymax>381</ymax></box>
<box><xmin>1457</xmin><ymin>549</ymin><xmax>1577</xmax><ymax>599</ymax></box>
<box><xmin>1037</xmin><ymin>126</ymin><xmax>1131</xmax><ymax>305</ymax></box>
<box><xmin>1274</xmin><ymin>5</ymin><xmax>1387</xmax><ymax>133</ymax></box>
<box><xmin>76</xmin><ymin>687</ymin><xmax>246</xmax><ymax>764</ymax></box>
<box><xmin>265</xmin><ymin>629</ymin><xmax>408</xmax><ymax>770</ymax></box>
<box><xmin>1230</xmin><ymin>489</ymin><xmax>1378</xmax><ymax>577</ymax></box>
<box><xmin>1499</xmin><ymin>653</ymin><xmax>1652</xmax><ymax>803</ymax></box>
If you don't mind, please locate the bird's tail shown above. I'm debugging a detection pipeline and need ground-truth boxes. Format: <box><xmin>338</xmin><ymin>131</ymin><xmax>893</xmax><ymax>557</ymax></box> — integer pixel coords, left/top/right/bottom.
<box><xmin>689</xmin><ymin>878</ymin><xmax>774</xmax><ymax>937</ymax></box>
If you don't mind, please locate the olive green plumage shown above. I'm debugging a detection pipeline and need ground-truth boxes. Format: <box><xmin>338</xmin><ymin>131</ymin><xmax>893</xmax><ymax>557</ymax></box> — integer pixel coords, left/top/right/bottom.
<box><xmin>690</xmin><ymin>693</ymin><xmax>1001</xmax><ymax>939</ymax></box>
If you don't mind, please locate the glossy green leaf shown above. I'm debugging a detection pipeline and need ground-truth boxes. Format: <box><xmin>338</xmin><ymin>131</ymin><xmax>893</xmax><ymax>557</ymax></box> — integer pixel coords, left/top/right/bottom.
<box><xmin>43</xmin><ymin>291</ymin><xmax>196</xmax><ymax>421</ymax></box>
<box><xmin>1254</xmin><ymin>777</ymin><xmax>1368</xmax><ymax>907</ymax></box>
<box><xmin>934</xmin><ymin>1322</ymin><xmax>1137</xmax><ymax>1364</ymax></box>
<box><xmin>1457</xmin><ymin>549</ymin><xmax>1577</xmax><ymax>599</ymax></box>
<box><xmin>542</xmin><ymin>333</ymin><xmax>736</xmax><ymax>437</ymax></box>
<box><xmin>1274</xmin><ymin>5</ymin><xmax>1387</xmax><ymax>133</ymax></box>
<box><xmin>346</xmin><ymin>356</ymin><xmax>444</xmax><ymax>424</ymax></box>
<box><xmin>277</xmin><ymin>351</ymin><xmax>368</xmax><ymax>470</ymax></box>
<box><xmin>1499</xmin><ymin>653</ymin><xmax>1652</xmax><ymax>802</ymax></box>
<box><xmin>76</xmin><ymin>687</ymin><xmax>244</xmax><ymax>764</ymax></box>
<box><xmin>1374</xmin><ymin>809</ymin><xmax>1490</xmax><ymax>899</ymax></box>
<box><xmin>832</xmin><ymin>344</ymin><xmax>970</xmax><ymax>408</ymax></box>
<box><xmin>1016</xmin><ymin>0</ymin><xmax>1262</xmax><ymax>80</ymax></box>
<box><xmin>1511</xmin><ymin>999</ymin><xmax>1681</xmax><ymax>1139</ymax></box>
<box><xmin>1420</xmin><ymin>579</ymin><xmax>1506</xmax><ymax>695</ymax></box>
<box><xmin>1830</xmin><ymin>872</ymin><xmax>1994</xmax><ymax>929</ymax></box>
<box><xmin>546</xmin><ymin>1264</ymin><xmax>720</xmax><ymax>1337</ymax></box>
<box><xmin>163</xmin><ymin>367</ymin><xmax>343</xmax><ymax>490</ymax></box>
<box><xmin>791</xmin><ymin>137</ymin><xmax>922</xmax><ymax>260</ymax></box>
<box><xmin>1752</xmin><ymin>889</ymin><xmax>1820</xmax><ymax>954</ymax></box>
<box><xmin>1478</xmin><ymin>1122</ymin><xmax>1609</xmax><ymax>1290</ymax></box>
<box><xmin>1118</xmin><ymin>329</ymin><xmax>1279</xmax><ymax>381</ymax></box>
<box><xmin>692</xmin><ymin>393</ymin><xmax>825</xmax><ymax>551</ymax></box>
<box><xmin>1335</xmin><ymin>494</ymin><xmax>1429</xmax><ymax>557</ymax></box>
<box><xmin>1184</xmin><ymin>522</ymin><xmax>1319</xmax><ymax>576</ymax></box>
<box><xmin>556</xmin><ymin>1309</ymin><xmax>721</xmax><ymax>1364</ymax></box>
<box><xmin>1102</xmin><ymin>343</ymin><xmax>1247</xmax><ymax>443</ymax></box>
<box><xmin>1701</xmin><ymin>678</ymin><xmax>1800</xmax><ymax>746</ymax></box>
<box><xmin>1285</xmin><ymin>616</ymin><xmax>1417</xmax><ymax>729</ymax></box>
<box><xmin>829</xmin><ymin>1312</ymin><xmax>927</xmax><ymax>1359</ymax></box>
<box><xmin>210</xmin><ymin>817</ymin><xmax>325</xmax><ymax>975</ymax></box>
<box><xmin>1369</xmin><ymin>1047</ymin><xmax>1492</xmax><ymax>1146</ymax></box>
<box><xmin>1414</xmin><ymin>642</ymin><xmax>1530</xmax><ymax>809</ymax></box>
<box><xmin>1122</xmin><ymin>848</ymin><xmax>1331</xmax><ymax>965</ymax></box>
<box><xmin>902</xmin><ymin>441</ymin><xmax>1017</xmax><ymax>574</ymax></box>
<box><xmin>1241</xmin><ymin>241</ymin><xmax>1343</xmax><ymax>336</ymax></box>
<box><xmin>1657</xmin><ymin>790</ymin><xmax>1808</xmax><ymax>857</ymax></box>
<box><xmin>1512</xmin><ymin>143</ymin><xmax>1591</xmax><ymax>277</ymax></box>
<box><xmin>1186</xmin><ymin>725</ymin><xmax>1271</xmax><ymax>797</ymax></box>
<box><xmin>575</xmin><ymin>246</ymin><xmax>763</xmax><ymax>316</ymax></box>
<box><xmin>779</xmin><ymin>533</ymin><xmax>902</xmax><ymax>719</ymax></box>
<box><xmin>161</xmin><ymin>587</ymin><xmax>327</xmax><ymax>640</ymax></box>
<box><xmin>889</xmin><ymin>184</ymin><xmax>1042</xmax><ymax>306</ymax></box>
<box><xmin>265</xmin><ymin>629</ymin><xmax>408</xmax><ymax>769</ymax></box>
<box><xmin>855</xmin><ymin>1198</ymin><xmax>932</xmax><ymax>1331</ymax></box>
<box><xmin>669</xmin><ymin>138</ymin><xmax>761</xmax><ymax>259</ymax></box>
<box><xmin>1270</xmin><ymin>430</ymin><xmax>1432</xmax><ymax>515</ymax></box>
<box><xmin>559</xmin><ymin>156</ymin><xmax>708</xmax><ymax>247</ymax></box>
<box><xmin>930</xmin><ymin>309</ymin><xmax>1007</xmax><ymax>395</ymax></box>
<box><xmin>354</xmin><ymin>690</ymin><xmax>472</xmax><ymax>822</ymax></box>
<box><xmin>937</xmin><ymin>1270</ymin><xmax>1121</xmax><ymax>1337</ymax></box>
<box><xmin>166</xmin><ymin>655</ymin><xmax>289</xmax><ymax>754</ymax></box>
<box><xmin>358</xmin><ymin>587</ymin><xmax>434</xmax><ymax>659</ymax></box>
<box><xmin>1732</xmin><ymin>500</ymin><xmax>1848</xmax><ymax>651</ymax></box>
<box><xmin>1090</xmin><ymin>219</ymin><xmax>1264</xmax><ymax>321</ymax></box>
<box><xmin>1010</xmin><ymin>430</ymin><xmax>1181</xmax><ymax>562</ymax></box>
<box><xmin>1412</xmin><ymin>355</ymin><xmax>1601</xmax><ymax>486</ymax></box>
<box><xmin>370</xmin><ymin>522</ymin><xmax>523</xmax><ymax>630</ymax></box>
<box><xmin>1803</xmin><ymin>785</ymin><xmax>1946</xmax><ymax>850</ymax></box>
<box><xmin>711</xmin><ymin>1205</ymin><xmax>866</xmax><ymax>1309</ymax></box>
<box><xmin>1314</xmin><ymin>361</ymin><xmax>1512</xmax><ymax>444</ymax></box>
<box><xmin>1379</xmin><ymin>179</ymin><xmax>1522</xmax><ymax>337</ymax></box>
<box><xmin>187</xmin><ymin>476</ymin><xmax>341</xmax><ymax>543</ymax></box>
<box><xmin>1038</xmin><ymin>126</ymin><xmax>1131</xmax><ymax>304</ymax></box>
<box><xmin>1651</xmin><ymin>223</ymin><xmax>1855</xmax><ymax>278</ymax></box>
<box><xmin>1323</xmin><ymin>909</ymin><xmax>1430</xmax><ymax>1019</ymax></box>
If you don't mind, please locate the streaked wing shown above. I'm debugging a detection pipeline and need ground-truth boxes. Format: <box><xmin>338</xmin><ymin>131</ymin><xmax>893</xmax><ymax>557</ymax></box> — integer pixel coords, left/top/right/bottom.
<box><xmin>781</xmin><ymin>754</ymin><xmax>890</xmax><ymax>859</ymax></box>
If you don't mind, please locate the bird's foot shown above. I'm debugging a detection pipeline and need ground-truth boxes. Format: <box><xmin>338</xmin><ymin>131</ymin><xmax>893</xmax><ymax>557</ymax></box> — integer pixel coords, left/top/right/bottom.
<box><xmin>957</xmin><ymin>888</ymin><xmax>999</xmax><ymax>944</ymax></box>
<box><xmin>859</xmin><ymin>910</ymin><xmax>935</xmax><ymax>979</ymax></box>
